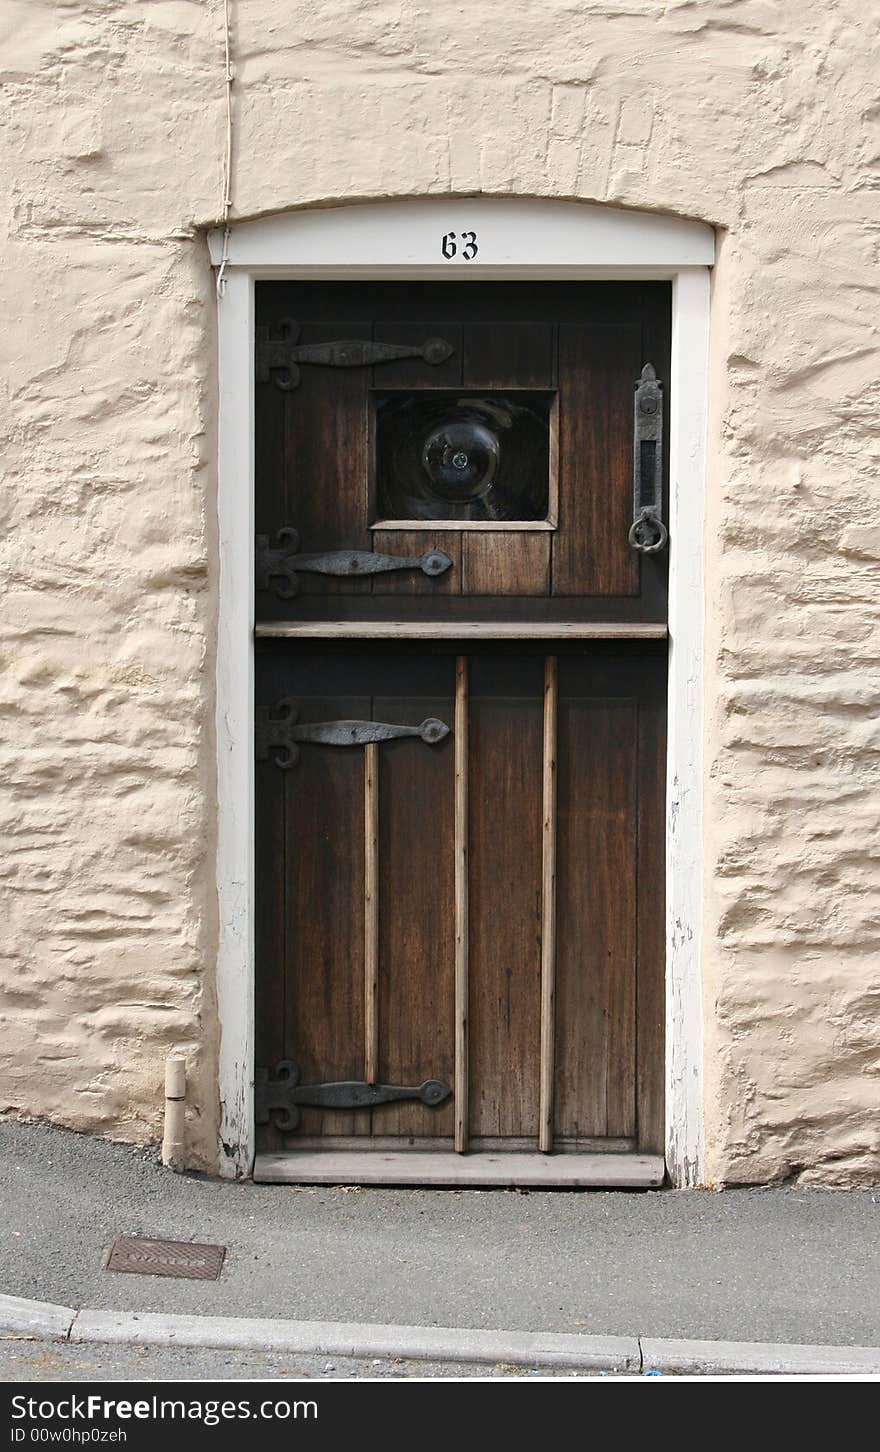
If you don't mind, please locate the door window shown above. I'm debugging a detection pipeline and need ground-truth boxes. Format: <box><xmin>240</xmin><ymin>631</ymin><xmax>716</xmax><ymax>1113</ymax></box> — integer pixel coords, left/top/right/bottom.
<box><xmin>374</xmin><ymin>390</ymin><xmax>555</xmax><ymax>525</ymax></box>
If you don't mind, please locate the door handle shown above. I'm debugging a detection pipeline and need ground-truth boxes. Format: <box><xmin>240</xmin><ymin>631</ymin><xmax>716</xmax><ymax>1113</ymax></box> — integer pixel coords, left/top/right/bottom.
<box><xmin>629</xmin><ymin>363</ymin><xmax>669</xmax><ymax>554</ymax></box>
<box><xmin>256</xmin><ymin>527</ymin><xmax>453</xmax><ymax>598</ymax></box>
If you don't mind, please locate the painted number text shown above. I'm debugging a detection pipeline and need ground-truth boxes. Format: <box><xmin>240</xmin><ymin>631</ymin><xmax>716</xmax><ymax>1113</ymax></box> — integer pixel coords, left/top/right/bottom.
<box><xmin>441</xmin><ymin>231</ymin><xmax>478</xmax><ymax>261</ymax></box>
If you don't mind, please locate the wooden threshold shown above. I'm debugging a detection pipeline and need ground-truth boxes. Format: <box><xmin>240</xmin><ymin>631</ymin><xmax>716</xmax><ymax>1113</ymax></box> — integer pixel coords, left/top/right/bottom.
<box><xmin>255</xmin><ymin>621</ymin><xmax>668</xmax><ymax>641</ymax></box>
<box><xmin>253</xmin><ymin>1151</ymin><xmax>665</xmax><ymax>1189</ymax></box>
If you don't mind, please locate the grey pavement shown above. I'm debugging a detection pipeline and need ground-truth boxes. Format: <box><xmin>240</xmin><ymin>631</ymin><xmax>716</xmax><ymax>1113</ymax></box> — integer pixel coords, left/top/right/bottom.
<box><xmin>1</xmin><ymin>1119</ymin><xmax>878</xmax><ymax>1348</ymax></box>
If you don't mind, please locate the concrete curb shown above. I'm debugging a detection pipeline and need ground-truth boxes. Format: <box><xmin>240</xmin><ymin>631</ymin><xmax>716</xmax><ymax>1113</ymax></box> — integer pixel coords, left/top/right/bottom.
<box><xmin>2</xmin><ymin>1295</ymin><xmax>879</xmax><ymax>1375</ymax></box>
<box><xmin>72</xmin><ymin>1310</ymin><xmax>638</xmax><ymax>1370</ymax></box>
<box><xmin>0</xmin><ymin>1294</ymin><xmax>76</xmax><ymax>1341</ymax></box>
<box><xmin>640</xmin><ymin>1337</ymin><xmax>880</xmax><ymax>1377</ymax></box>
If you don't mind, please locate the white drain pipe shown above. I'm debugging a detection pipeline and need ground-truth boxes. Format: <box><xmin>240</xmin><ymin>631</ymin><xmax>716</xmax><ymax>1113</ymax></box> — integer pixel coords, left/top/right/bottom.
<box><xmin>162</xmin><ymin>1054</ymin><xmax>187</xmax><ymax>1170</ymax></box>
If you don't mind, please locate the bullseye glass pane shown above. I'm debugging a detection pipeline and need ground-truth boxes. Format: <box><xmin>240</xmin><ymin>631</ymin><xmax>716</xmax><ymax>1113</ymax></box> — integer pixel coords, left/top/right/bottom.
<box><xmin>375</xmin><ymin>391</ymin><xmax>553</xmax><ymax>523</ymax></box>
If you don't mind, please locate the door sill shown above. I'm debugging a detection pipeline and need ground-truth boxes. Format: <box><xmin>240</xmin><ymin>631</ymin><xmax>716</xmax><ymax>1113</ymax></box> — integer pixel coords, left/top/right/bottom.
<box><xmin>253</xmin><ymin>1150</ymin><xmax>665</xmax><ymax>1189</ymax></box>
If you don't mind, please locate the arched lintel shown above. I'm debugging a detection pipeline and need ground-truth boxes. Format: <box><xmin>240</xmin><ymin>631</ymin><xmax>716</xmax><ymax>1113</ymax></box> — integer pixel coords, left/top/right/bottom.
<box><xmin>208</xmin><ymin>196</ymin><xmax>714</xmax><ymax>278</ymax></box>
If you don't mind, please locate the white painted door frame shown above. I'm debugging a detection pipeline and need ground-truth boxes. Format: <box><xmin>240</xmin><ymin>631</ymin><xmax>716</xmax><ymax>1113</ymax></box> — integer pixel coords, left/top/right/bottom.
<box><xmin>209</xmin><ymin>198</ymin><xmax>713</xmax><ymax>1186</ymax></box>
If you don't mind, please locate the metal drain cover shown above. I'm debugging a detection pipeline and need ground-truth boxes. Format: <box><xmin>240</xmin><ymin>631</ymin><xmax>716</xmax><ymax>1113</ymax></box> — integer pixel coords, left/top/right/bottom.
<box><xmin>106</xmin><ymin>1235</ymin><xmax>226</xmax><ymax>1281</ymax></box>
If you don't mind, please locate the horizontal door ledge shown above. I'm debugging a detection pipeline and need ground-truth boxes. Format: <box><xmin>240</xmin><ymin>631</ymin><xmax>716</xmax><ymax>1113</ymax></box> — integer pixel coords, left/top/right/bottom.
<box><xmin>255</xmin><ymin>621</ymin><xmax>667</xmax><ymax>641</ymax></box>
<box><xmin>253</xmin><ymin>1150</ymin><xmax>665</xmax><ymax>1189</ymax></box>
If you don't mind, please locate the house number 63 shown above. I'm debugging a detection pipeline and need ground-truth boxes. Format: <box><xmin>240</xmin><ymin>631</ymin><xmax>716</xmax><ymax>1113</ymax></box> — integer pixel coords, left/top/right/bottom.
<box><xmin>441</xmin><ymin>231</ymin><xmax>478</xmax><ymax>261</ymax></box>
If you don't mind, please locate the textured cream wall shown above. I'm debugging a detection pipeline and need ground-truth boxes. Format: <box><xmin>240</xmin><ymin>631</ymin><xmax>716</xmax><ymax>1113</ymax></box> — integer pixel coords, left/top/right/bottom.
<box><xmin>1</xmin><ymin>0</ymin><xmax>877</xmax><ymax>1182</ymax></box>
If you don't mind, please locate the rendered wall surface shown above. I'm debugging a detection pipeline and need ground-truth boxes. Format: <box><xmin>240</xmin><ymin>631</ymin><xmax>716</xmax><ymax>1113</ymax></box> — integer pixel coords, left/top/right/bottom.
<box><xmin>0</xmin><ymin>0</ymin><xmax>877</xmax><ymax>1182</ymax></box>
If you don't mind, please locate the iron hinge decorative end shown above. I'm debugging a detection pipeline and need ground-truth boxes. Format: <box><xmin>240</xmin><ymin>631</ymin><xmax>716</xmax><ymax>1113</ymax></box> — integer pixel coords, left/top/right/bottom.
<box><xmin>255</xmin><ymin>317</ymin><xmax>455</xmax><ymax>391</ymax></box>
<box><xmin>256</xmin><ymin>528</ymin><xmax>453</xmax><ymax>598</ymax></box>
<box><xmin>255</xmin><ymin>1060</ymin><xmax>452</xmax><ymax>1132</ymax></box>
<box><xmin>630</xmin><ymin>363</ymin><xmax>668</xmax><ymax>555</ymax></box>
<box><xmin>255</xmin><ymin>699</ymin><xmax>451</xmax><ymax>769</ymax></box>
<box><xmin>255</xmin><ymin>527</ymin><xmax>300</xmax><ymax>599</ymax></box>
<box><xmin>255</xmin><ymin>697</ymin><xmax>301</xmax><ymax>770</ymax></box>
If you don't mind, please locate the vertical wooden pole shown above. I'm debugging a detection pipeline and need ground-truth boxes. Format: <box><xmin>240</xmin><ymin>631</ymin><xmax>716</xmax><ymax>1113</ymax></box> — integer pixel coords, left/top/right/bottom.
<box><xmin>539</xmin><ymin>655</ymin><xmax>558</xmax><ymax>1153</ymax></box>
<box><xmin>364</xmin><ymin>741</ymin><xmax>379</xmax><ymax>1085</ymax></box>
<box><xmin>454</xmin><ymin>655</ymin><xmax>469</xmax><ymax>1154</ymax></box>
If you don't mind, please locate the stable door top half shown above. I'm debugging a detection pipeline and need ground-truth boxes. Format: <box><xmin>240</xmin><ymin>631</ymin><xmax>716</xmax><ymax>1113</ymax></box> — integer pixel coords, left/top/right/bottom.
<box><xmin>255</xmin><ymin>281</ymin><xmax>671</xmax><ymax>627</ymax></box>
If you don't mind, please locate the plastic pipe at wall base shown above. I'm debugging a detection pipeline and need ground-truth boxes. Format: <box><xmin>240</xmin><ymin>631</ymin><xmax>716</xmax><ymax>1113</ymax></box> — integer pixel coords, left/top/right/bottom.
<box><xmin>162</xmin><ymin>1055</ymin><xmax>187</xmax><ymax>1171</ymax></box>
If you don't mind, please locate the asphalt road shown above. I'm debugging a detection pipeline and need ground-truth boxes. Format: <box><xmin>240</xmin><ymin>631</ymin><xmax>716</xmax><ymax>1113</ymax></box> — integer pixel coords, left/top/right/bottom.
<box><xmin>1</xmin><ymin>1120</ymin><xmax>878</xmax><ymax>1347</ymax></box>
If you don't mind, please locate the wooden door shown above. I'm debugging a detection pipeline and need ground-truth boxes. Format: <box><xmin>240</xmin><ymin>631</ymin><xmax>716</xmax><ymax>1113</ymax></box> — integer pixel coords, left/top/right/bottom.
<box><xmin>253</xmin><ymin>282</ymin><xmax>670</xmax><ymax>1185</ymax></box>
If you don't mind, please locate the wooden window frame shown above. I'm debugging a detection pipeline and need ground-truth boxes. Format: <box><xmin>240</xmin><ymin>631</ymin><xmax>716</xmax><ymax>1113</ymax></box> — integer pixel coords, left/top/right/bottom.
<box><xmin>368</xmin><ymin>386</ymin><xmax>560</xmax><ymax>533</ymax></box>
<box><xmin>210</xmin><ymin>198</ymin><xmax>714</xmax><ymax>1187</ymax></box>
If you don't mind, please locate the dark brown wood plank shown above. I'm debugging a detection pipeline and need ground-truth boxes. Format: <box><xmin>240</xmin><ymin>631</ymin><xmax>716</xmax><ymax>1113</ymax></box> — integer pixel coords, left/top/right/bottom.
<box><xmin>461</xmin><ymin>321</ymin><xmax>555</xmax><ymax>599</ymax></box>
<box><xmin>636</xmin><ymin>656</ymin><xmax>666</xmax><ymax>1153</ymax></box>
<box><xmin>453</xmin><ymin>654</ymin><xmax>469</xmax><ymax>1153</ymax></box>
<box><xmin>554</xmin><ymin>323</ymin><xmax>641</xmax><ymax>597</ymax></box>
<box><xmin>463</xmin><ymin>322</ymin><xmax>555</xmax><ymax>388</ymax></box>
<box><xmin>369</xmin><ymin>529</ymin><xmax>463</xmax><ymax>596</ymax></box>
<box><xmin>374</xmin><ymin>688</ymin><xmax>455</xmax><ymax>1139</ymax></box>
<box><xmin>254</xmin><ymin>336</ymin><xmax>287</xmax><ymax>543</ymax></box>
<box><xmin>254</xmin><ymin>320</ymin><xmax>292</xmax><ymax>629</ymax></box>
<box><xmin>372</xmin><ymin>321</ymin><xmax>463</xmax><ymax>388</ymax></box>
<box><xmin>555</xmin><ymin>684</ymin><xmax>638</xmax><ymax>1139</ymax></box>
<box><xmin>468</xmin><ymin>657</ymin><xmax>543</xmax><ymax>1139</ymax></box>
<box><xmin>283</xmin><ymin>693</ymin><xmax>370</xmax><ymax>1138</ymax></box>
<box><xmin>363</xmin><ymin>741</ymin><xmax>379</xmax><ymax>1085</ymax></box>
<box><xmin>604</xmin><ymin>700</ymin><xmax>639</xmax><ymax>1138</ymax></box>
<box><xmin>462</xmin><ymin>531</ymin><xmax>550</xmax><ymax>596</ymax></box>
<box><xmin>259</xmin><ymin>280</ymin><xmax>647</xmax><ymax>330</ymax></box>
<box><xmin>283</xmin><ymin>321</ymin><xmax>372</xmax><ymax>594</ymax></box>
<box><xmin>539</xmin><ymin>654</ymin><xmax>558</xmax><ymax>1153</ymax></box>
<box><xmin>254</xmin><ymin>752</ymin><xmax>286</xmax><ymax>1153</ymax></box>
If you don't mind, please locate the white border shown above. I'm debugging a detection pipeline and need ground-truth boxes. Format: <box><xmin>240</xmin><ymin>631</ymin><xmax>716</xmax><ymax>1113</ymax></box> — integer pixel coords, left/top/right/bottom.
<box><xmin>216</xmin><ymin>268</ymin><xmax>255</xmax><ymax>1173</ymax></box>
<box><xmin>212</xmin><ymin>199</ymin><xmax>712</xmax><ymax>1185</ymax></box>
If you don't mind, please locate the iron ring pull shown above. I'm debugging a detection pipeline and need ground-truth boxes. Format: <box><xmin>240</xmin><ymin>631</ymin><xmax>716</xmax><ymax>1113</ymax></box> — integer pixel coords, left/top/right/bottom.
<box><xmin>629</xmin><ymin>363</ymin><xmax>669</xmax><ymax>555</ymax></box>
<box><xmin>628</xmin><ymin>510</ymin><xmax>669</xmax><ymax>554</ymax></box>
